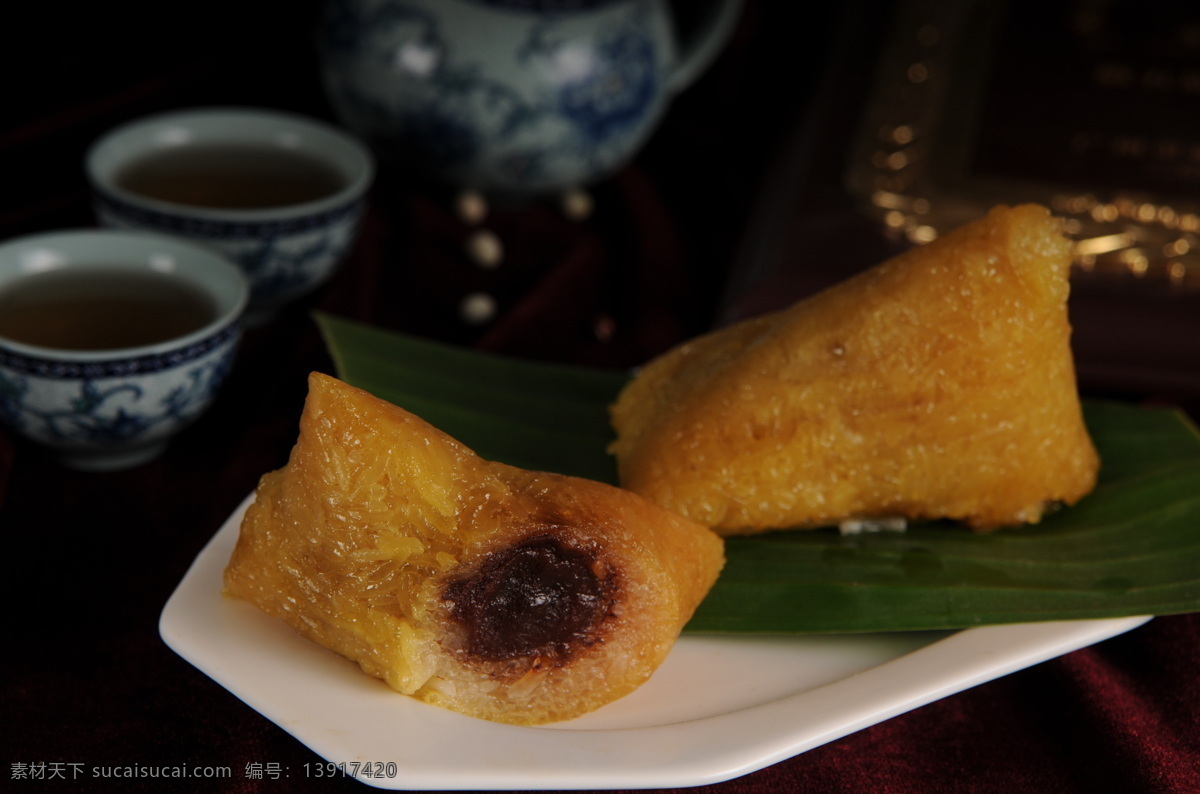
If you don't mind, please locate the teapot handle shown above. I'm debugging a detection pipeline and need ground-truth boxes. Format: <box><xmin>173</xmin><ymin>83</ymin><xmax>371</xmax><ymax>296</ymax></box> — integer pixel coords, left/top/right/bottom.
<box><xmin>666</xmin><ymin>0</ymin><xmax>744</xmax><ymax>93</ymax></box>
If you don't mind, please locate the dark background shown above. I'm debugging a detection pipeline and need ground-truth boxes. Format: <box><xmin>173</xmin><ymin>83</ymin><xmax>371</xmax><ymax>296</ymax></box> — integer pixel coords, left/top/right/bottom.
<box><xmin>3</xmin><ymin>1</ymin><xmax>1199</xmax><ymax>793</ymax></box>
<box><xmin>2</xmin><ymin>0</ymin><xmax>848</xmax><ymax>337</ymax></box>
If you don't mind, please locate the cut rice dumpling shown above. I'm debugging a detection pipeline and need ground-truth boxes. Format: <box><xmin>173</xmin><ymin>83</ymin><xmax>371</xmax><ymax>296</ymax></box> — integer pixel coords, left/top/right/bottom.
<box><xmin>225</xmin><ymin>373</ymin><xmax>724</xmax><ymax>725</ymax></box>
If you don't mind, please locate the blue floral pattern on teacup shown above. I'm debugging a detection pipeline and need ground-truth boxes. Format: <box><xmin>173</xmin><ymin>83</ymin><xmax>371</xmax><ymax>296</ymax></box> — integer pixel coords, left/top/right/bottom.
<box><xmin>91</xmin><ymin>191</ymin><xmax>366</xmax><ymax>307</ymax></box>
<box><xmin>0</xmin><ymin>323</ymin><xmax>239</xmax><ymax>452</ymax></box>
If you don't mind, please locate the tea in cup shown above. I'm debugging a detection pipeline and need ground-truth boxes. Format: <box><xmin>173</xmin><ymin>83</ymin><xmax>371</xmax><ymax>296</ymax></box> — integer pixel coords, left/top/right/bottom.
<box><xmin>0</xmin><ymin>229</ymin><xmax>249</xmax><ymax>470</ymax></box>
<box><xmin>85</xmin><ymin>107</ymin><xmax>374</xmax><ymax>321</ymax></box>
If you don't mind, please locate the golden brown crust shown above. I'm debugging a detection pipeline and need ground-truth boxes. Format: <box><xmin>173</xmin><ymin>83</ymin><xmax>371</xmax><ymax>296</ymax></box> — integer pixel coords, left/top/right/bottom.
<box><xmin>224</xmin><ymin>373</ymin><xmax>723</xmax><ymax>725</ymax></box>
<box><xmin>609</xmin><ymin>204</ymin><xmax>1099</xmax><ymax>534</ymax></box>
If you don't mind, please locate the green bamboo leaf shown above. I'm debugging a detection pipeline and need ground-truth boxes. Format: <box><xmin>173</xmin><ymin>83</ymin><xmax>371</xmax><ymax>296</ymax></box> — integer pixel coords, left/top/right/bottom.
<box><xmin>316</xmin><ymin>313</ymin><xmax>1200</xmax><ymax>633</ymax></box>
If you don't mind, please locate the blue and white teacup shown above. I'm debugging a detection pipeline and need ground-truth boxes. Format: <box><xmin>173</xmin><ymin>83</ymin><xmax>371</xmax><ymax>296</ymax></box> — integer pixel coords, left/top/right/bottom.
<box><xmin>86</xmin><ymin>107</ymin><xmax>374</xmax><ymax>321</ymax></box>
<box><xmin>0</xmin><ymin>230</ymin><xmax>249</xmax><ymax>470</ymax></box>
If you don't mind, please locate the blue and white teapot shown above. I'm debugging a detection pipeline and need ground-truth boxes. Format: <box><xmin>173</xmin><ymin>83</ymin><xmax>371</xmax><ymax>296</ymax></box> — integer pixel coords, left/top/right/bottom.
<box><xmin>318</xmin><ymin>0</ymin><xmax>743</xmax><ymax>197</ymax></box>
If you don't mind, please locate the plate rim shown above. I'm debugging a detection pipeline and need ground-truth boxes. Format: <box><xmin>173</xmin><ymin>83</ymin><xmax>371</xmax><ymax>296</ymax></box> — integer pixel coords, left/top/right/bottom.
<box><xmin>160</xmin><ymin>493</ymin><xmax>1151</xmax><ymax>790</ymax></box>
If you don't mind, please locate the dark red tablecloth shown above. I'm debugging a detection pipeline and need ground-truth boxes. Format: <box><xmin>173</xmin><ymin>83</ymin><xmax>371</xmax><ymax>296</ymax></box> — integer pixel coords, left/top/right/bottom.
<box><xmin>3</xmin><ymin>1</ymin><xmax>1198</xmax><ymax>792</ymax></box>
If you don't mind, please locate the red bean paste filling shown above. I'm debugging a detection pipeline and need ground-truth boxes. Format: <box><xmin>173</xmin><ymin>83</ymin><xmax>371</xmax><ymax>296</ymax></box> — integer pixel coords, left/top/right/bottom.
<box><xmin>443</xmin><ymin>535</ymin><xmax>609</xmax><ymax>664</ymax></box>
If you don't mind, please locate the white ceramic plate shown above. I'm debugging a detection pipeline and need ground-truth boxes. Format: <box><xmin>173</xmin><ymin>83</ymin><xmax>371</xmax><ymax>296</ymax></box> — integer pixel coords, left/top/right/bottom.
<box><xmin>161</xmin><ymin>494</ymin><xmax>1151</xmax><ymax>790</ymax></box>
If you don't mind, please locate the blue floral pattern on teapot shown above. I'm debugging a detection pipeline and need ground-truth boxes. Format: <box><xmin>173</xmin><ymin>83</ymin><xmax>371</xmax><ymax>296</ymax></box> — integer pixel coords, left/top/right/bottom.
<box><xmin>318</xmin><ymin>0</ymin><xmax>740</xmax><ymax>196</ymax></box>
